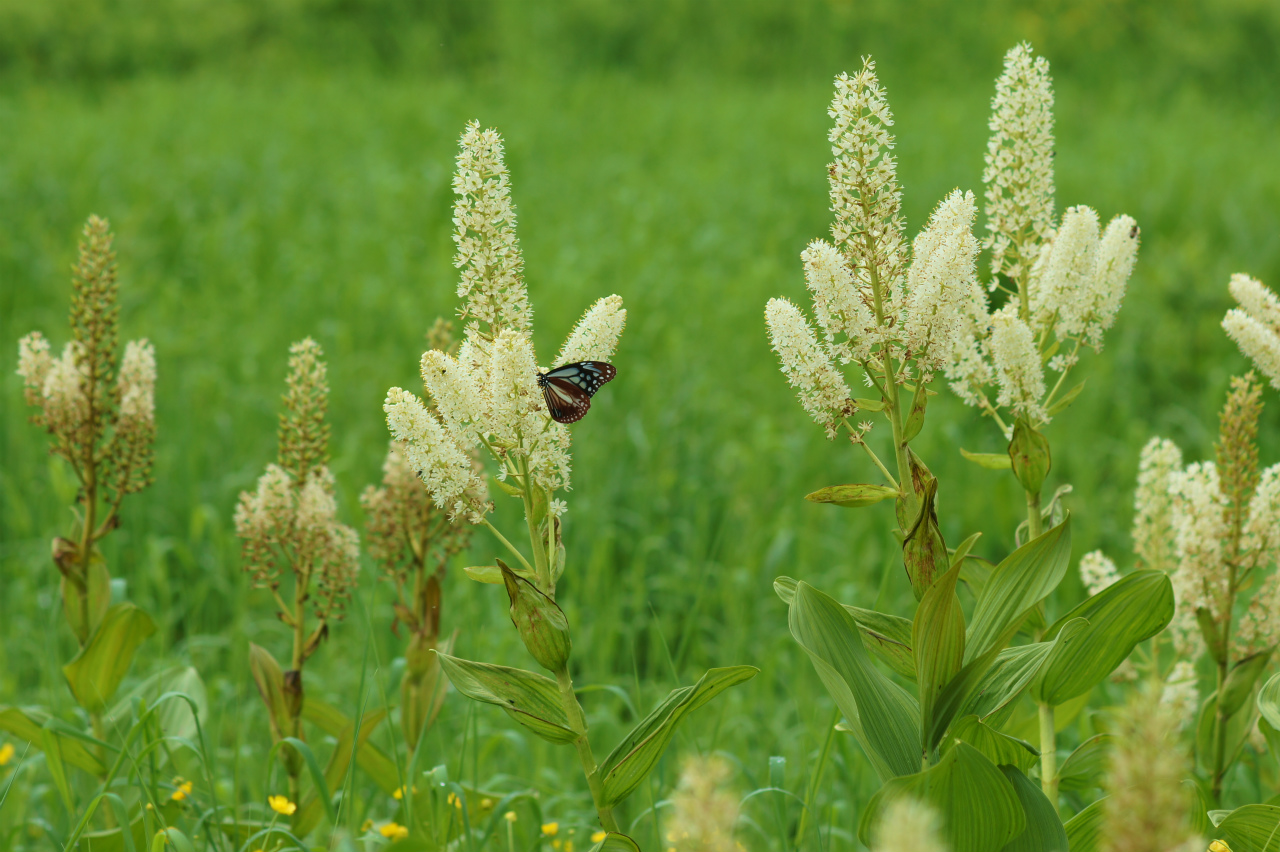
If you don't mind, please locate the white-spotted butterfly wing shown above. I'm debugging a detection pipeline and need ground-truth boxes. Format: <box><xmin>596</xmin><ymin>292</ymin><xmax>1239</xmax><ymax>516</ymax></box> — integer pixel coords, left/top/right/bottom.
<box><xmin>538</xmin><ymin>361</ymin><xmax>616</xmax><ymax>423</ymax></box>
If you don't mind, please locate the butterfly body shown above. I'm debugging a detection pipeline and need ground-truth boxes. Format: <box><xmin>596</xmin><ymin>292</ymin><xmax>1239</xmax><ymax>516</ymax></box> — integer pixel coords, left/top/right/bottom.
<box><xmin>538</xmin><ymin>361</ymin><xmax>616</xmax><ymax>423</ymax></box>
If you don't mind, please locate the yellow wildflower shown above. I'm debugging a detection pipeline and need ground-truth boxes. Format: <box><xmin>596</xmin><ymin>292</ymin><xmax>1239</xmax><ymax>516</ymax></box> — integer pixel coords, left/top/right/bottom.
<box><xmin>0</xmin><ymin>743</ymin><xmax>13</xmax><ymax>766</ymax></box>
<box><xmin>393</xmin><ymin>785</ymin><xmax>418</xmax><ymax>800</ymax></box>
<box><xmin>170</xmin><ymin>777</ymin><xmax>193</xmax><ymax>802</ymax></box>
<box><xmin>481</xmin><ymin>797</ymin><xmax>494</xmax><ymax>809</ymax></box>
<box><xmin>267</xmin><ymin>795</ymin><xmax>297</xmax><ymax>816</ymax></box>
<box><xmin>380</xmin><ymin>823</ymin><xmax>410</xmax><ymax>840</ymax></box>
<box><xmin>542</xmin><ymin>822</ymin><xmax>559</xmax><ymax>837</ymax></box>
<box><xmin>361</xmin><ymin>820</ymin><xmax>373</xmax><ymax>833</ymax></box>
<box><xmin>448</xmin><ymin>792</ymin><xmax>464</xmax><ymax>809</ymax></box>
<box><xmin>504</xmin><ymin>811</ymin><xmax>518</xmax><ymax>823</ymax></box>
<box><xmin>553</xmin><ymin>841</ymin><xmax>562</xmax><ymax>850</ymax></box>
<box><xmin>1210</xmin><ymin>843</ymin><xmax>1232</xmax><ymax>852</ymax></box>
<box><xmin>592</xmin><ymin>832</ymin><xmax>607</xmax><ymax>843</ymax></box>
<box><xmin>565</xmin><ymin>842</ymin><xmax>574</xmax><ymax>852</ymax></box>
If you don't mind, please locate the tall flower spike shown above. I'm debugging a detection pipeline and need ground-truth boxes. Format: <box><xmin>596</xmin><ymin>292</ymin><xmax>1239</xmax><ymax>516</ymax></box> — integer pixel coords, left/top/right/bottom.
<box><xmin>765</xmin><ymin>298</ymin><xmax>854</xmax><ymax>438</ymax></box>
<box><xmin>988</xmin><ymin>304</ymin><xmax>1046</xmax><ymax>421</ymax></box>
<box><xmin>1133</xmin><ymin>437</ymin><xmax>1183</xmax><ymax>573</ymax></box>
<box><xmin>984</xmin><ymin>42</ymin><xmax>1055</xmax><ymax>288</ymax></box>
<box><xmin>1223</xmin><ymin>274</ymin><xmax>1280</xmax><ymax>388</ymax></box>
<box><xmin>557</xmin><ymin>295</ymin><xmax>627</xmax><ymax>365</ymax></box>
<box><xmin>1030</xmin><ymin>205</ymin><xmax>1100</xmax><ymax>338</ymax></box>
<box><xmin>828</xmin><ymin>59</ymin><xmax>907</xmax><ymax>308</ymax></box>
<box><xmin>801</xmin><ymin>238</ymin><xmax>876</xmax><ymax>363</ymax></box>
<box><xmin>384</xmin><ymin>388</ymin><xmax>487</xmax><ymax>522</ymax></box>
<box><xmin>904</xmin><ymin>189</ymin><xmax>984</xmax><ymax>371</ymax></box>
<box><xmin>278</xmin><ymin>338</ymin><xmax>330</xmax><ymax>483</ymax></box>
<box><xmin>1085</xmin><ymin>215</ymin><xmax>1140</xmax><ymax>347</ymax></box>
<box><xmin>453</xmin><ymin>121</ymin><xmax>531</xmax><ymax>337</ymax></box>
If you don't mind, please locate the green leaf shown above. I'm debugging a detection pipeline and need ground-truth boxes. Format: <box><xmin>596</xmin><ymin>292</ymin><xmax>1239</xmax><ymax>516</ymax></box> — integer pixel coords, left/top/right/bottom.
<box><xmin>1008</xmin><ymin>418</ymin><xmax>1051</xmax><ymax>495</ymax></box>
<box><xmin>902</xmin><ymin>379</ymin><xmax>928</xmax><ymax>442</ymax></box>
<box><xmin>1259</xmin><ymin>672</ymin><xmax>1280</xmax><ymax>730</ymax></box>
<box><xmin>249</xmin><ymin>643</ymin><xmax>292</xmax><ymax>745</ymax></box>
<box><xmin>949</xmin><ymin>715</ymin><xmax>1038</xmax><ymax>771</ymax></box>
<box><xmin>959</xmin><ymin>641</ymin><xmax>1056</xmax><ymax>724</ymax></box>
<box><xmin>105</xmin><ymin>666</ymin><xmax>207</xmax><ymax>744</ymax></box>
<box><xmin>804</xmin><ymin>484</ymin><xmax>900</xmax><ymax>508</ymax></box>
<box><xmin>1212</xmin><ymin>804</ymin><xmax>1280</xmax><ymax>851</ymax></box>
<box><xmin>966</xmin><ymin>517</ymin><xmax>1072</xmax><ymax>665</ymax></box>
<box><xmin>598</xmin><ymin>666</ymin><xmax>756</xmax><ymax>807</ymax></box>
<box><xmin>434</xmin><ymin>652</ymin><xmax>577</xmax><ymax>744</ymax></box>
<box><xmin>1062</xmin><ymin>798</ymin><xmax>1107</xmax><ymax>852</ymax></box>
<box><xmin>1045</xmin><ymin>380</ymin><xmax>1087</xmax><ymax>417</ymax></box>
<box><xmin>501</xmin><ymin>563</ymin><xmax>572</xmax><ymax>671</ymax></box>
<box><xmin>999</xmin><ymin>766</ymin><xmax>1067</xmax><ymax>852</ymax></box>
<box><xmin>961</xmin><ymin>449</ymin><xmax>1013</xmax><ymax>470</ymax></box>
<box><xmin>587</xmin><ymin>833</ymin><xmax>641</xmax><ymax>852</ymax></box>
<box><xmin>787</xmin><ymin>581</ymin><xmax>920</xmax><ymax>781</ymax></box>
<box><xmin>858</xmin><ymin>742</ymin><xmax>1025</xmax><ymax>851</ymax></box>
<box><xmin>41</xmin><ymin>722</ymin><xmax>75</xmax><ymax>815</ymax></box>
<box><xmin>914</xmin><ymin>560</ymin><xmax>966</xmax><ymax>749</ymax></box>
<box><xmin>62</xmin><ymin>603</ymin><xmax>156</xmax><ymax>713</ymax></box>
<box><xmin>1033</xmin><ymin>571</ymin><xmax>1174</xmax><ymax>705</ymax></box>
<box><xmin>855</xmin><ymin>397</ymin><xmax>885</xmax><ymax>412</ymax></box>
<box><xmin>1055</xmin><ymin>735</ymin><xmax>1112</xmax><ymax>792</ymax></box>
<box><xmin>295</xmin><ymin>709</ymin><xmax>389</xmax><ymax>836</ymax></box>
<box><xmin>0</xmin><ymin>706</ymin><xmax>106</xmax><ymax>776</ymax></box>
<box><xmin>1222</xmin><ymin>650</ymin><xmax>1275</xmax><ymax>718</ymax></box>
<box><xmin>951</xmin><ymin>532</ymin><xmax>984</xmax><ymax>570</ymax></box>
<box><xmin>1197</xmin><ymin>688</ymin><xmax>1259</xmax><ymax>776</ymax></box>
<box><xmin>899</xmin><ymin>457</ymin><xmax>949</xmax><ymax>600</ymax></box>
<box><xmin>775</xmin><ymin>577</ymin><xmax>915</xmax><ymax>681</ymax></box>
<box><xmin>302</xmin><ymin>699</ymin><xmax>399</xmax><ymax>794</ymax></box>
<box><xmin>1186</xmin><ymin>777</ymin><xmax>1213</xmax><ymax>836</ymax></box>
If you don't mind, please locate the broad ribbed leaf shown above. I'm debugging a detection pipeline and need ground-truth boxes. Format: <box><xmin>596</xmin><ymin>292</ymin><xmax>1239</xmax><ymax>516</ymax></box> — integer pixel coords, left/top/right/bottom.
<box><xmin>598</xmin><ymin>666</ymin><xmax>756</xmax><ymax>807</ymax></box>
<box><xmin>62</xmin><ymin>603</ymin><xmax>157</xmax><ymax>712</ymax></box>
<box><xmin>1197</xmin><ymin>688</ymin><xmax>1260</xmax><ymax>774</ymax></box>
<box><xmin>1056</xmin><ymin>735</ymin><xmax>1112</xmax><ymax>792</ymax></box>
<box><xmin>0</xmin><ymin>707</ymin><xmax>105</xmax><ymax>776</ymax></box>
<box><xmin>302</xmin><ymin>699</ymin><xmax>399</xmax><ymax>794</ymax></box>
<box><xmin>434</xmin><ymin>652</ymin><xmax>577</xmax><ymax>744</ymax></box>
<box><xmin>788</xmin><ymin>581</ymin><xmax>920</xmax><ymax>781</ymax></box>
<box><xmin>966</xmin><ymin>518</ymin><xmax>1072</xmax><ymax>664</ymax></box>
<box><xmin>914</xmin><ymin>561</ymin><xmax>966</xmax><ymax>749</ymax></box>
<box><xmin>1260</xmin><ymin>673</ymin><xmax>1280</xmax><ymax>730</ymax></box>
<box><xmin>999</xmin><ymin>766</ymin><xmax>1067</xmax><ymax>852</ymax></box>
<box><xmin>1213</xmin><ymin>804</ymin><xmax>1280</xmax><ymax>851</ymax></box>
<box><xmin>960</xmin><ymin>642</ymin><xmax>1055</xmax><ymax>723</ymax></box>
<box><xmin>775</xmin><ymin>578</ymin><xmax>914</xmax><ymax>679</ymax></box>
<box><xmin>295</xmin><ymin>708</ymin><xmax>390</xmax><ymax>836</ymax></box>
<box><xmin>804</xmin><ymin>483</ymin><xmax>900</xmax><ymax>507</ymax></box>
<box><xmin>1062</xmin><ymin>798</ymin><xmax>1106</xmax><ymax>852</ymax></box>
<box><xmin>858</xmin><ymin>743</ymin><xmax>1024</xmax><ymax>851</ymax></box>
<box><xmin>1222</xmin><ymin>651</ymin><xmax>1274</xmax><ymax>718</ymax></box>
<box><xmin>949</xmin><ymin>715</ymin><xmax>1038</xmax><ymax>771</ymax></box>
<box><xmin>1034</xmin><ymin>571</ymin><xmax>1173</xmax><ymax>705</ymax></box>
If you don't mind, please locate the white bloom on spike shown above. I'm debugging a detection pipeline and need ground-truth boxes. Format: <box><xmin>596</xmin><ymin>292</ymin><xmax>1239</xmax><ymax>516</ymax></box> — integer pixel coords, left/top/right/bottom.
<box><xmin>1160</xmin><ymin>661</ymin><xmax>1199</xmax><ymax>729</ymax></box>
<box><xmin>1133</xmin><ymin>437</ymin><xmax>1183</xmax><ymax>573</ymax></box>
<box><xmin>233</xmin><ymin>464</ymin><xmax>294</xmax><ymax>540</ymax></box>
<box><xmin>904</xmin><ymin>189</ymin><xmax>985</xmax><ymax>370</ymax></box>
<box><xmin>486</xmin><ymin>329</ymin><xmax>540</xmax><ymax>445</ymax></box>
<box><xmin>1079</xmin><ymin>550</ymin><xmax>1121</xmax><ymax>597</ymax></box>
<box><xmin>420</xmin><ymin>349</ymin><xmax>484</xmax><ymax>444</ymax></box>
<box><xmin>1030</xmin><ymin>205</ymin><xmax>1100</xmax><ymax>338</ymax></box>
<box><xmin>1223</xmin><ymin>274</ymin><xmax>1280</xmax><ymax>388</ymax></box>
<box><xmin>17</xmin><ymin>331</ymin><xmax>53</xmax><ymax>405</ymax></box>
<box><xmin>1244</xmin><ymin>464</ymin><xmax>1280</xmax><ymax>571</ymax></box>
<box><xmin>1085</xmin><ymin>215</ymin><xmax>1139</xmax><ymax>347</ymax></box>
<box><xmin>1170</xmin><ymin>462</ymin><xmax>1229</xmax><ymax>616</ymax></box>
<box><xmin>872</xmin><ymin>796</ymin><xmax>946</xmax><ymax>852</ymax></box>
<box><xmin>943</xmin><ymin>329</ymin><xmax>995</xmax><ymax>408</ymax></box>
<box><xmin>118</xmin><ymin>339</ymin><xmax>157</xmax><ymax>427</ymax></box>
<box><xmin>44</xmin><ymin>341</ymin><xmax>89</xmax><ymax>430</ymax></box>
<box><xmin>988</xmin><ymin>304</ymin><xmax>1046</xmax><ymax>421</ymax></box>
<box><xmin>827</xmin><ymin>60</ymin><xmax>906</xmax><ymax>303</ymax></box>
<box><xmin>1237</xmin><ymin>569</ymin><xmax>1280</xmax><ymax>656</ymax></box>
<box><xmin>765</xmin><ymin>298</ymin><xmax>854</xmax><ymax>438</ymax></box>
<box><xmin>983</xmin><ymin>42</ymin><xmax>1056</xmax><ymax>287</ymax></box>
<box><xmin>453</xmin><ymin>121</ymin><xmax>532</xmax><ymax>335</ymax></box>
<box><xmin>384</xmin><ymin>387</ymin><xmax>486</xmax><ymax>522</ymax></box>
<box><xmin>802</xmin><ymin>238</ymin><xmax>877</xmax><ymax>361</ymax></box>
<box><xmin>557</xmin><ymin>294</ymin><xmax>627</xmax><ymax>365</ymax></box>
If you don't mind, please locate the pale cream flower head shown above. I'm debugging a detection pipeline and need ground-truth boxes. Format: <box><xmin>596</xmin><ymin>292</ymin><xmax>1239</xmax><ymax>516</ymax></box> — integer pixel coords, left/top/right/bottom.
<box><xmin>871</xmin><ymin>796</ymin><xmax>947</xmax><ymax>852</ymax></box>
<box><xmin>1223</xmin><ymin>274</ymin><xmax>1280</xmax><ymax>388</ymax></box>
<box><xmin>765</xmin><ymin>297</ymin><xmax>854</xmax><ymax>438</ymax></box>
<box><xmin>987</xmin><ymin>304</ymin><xmax>1046</xmax><ymax>421</ymax></box>
<box><xmin>1079</xmin><ymin>550</ymin><xmax>1121</xmax><ymax>597</ymax></box>
<box><xmin>904</xmin><ymin>189</ymin><xmax>985</xmax><ymax>371</ymax></box>
<box><xmin>1133</xmin><ymin>436</ymin><xmax>1183</xmax><ymax>574</ymax></box>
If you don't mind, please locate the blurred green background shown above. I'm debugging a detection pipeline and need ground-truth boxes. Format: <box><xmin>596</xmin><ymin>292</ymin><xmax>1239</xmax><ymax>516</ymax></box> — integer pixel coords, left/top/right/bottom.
<box><xmin>1</xmin><ymin>0</ymin><xmax>1279</xmax><ymax>845</ymax></box>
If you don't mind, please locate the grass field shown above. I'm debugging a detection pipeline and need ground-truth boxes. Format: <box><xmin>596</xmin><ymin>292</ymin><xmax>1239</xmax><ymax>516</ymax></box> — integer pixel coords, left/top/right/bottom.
<box><xmin>2</xmin><ymin>1</ymin><xmax>1279</xmax><ymax>847</ymax></box>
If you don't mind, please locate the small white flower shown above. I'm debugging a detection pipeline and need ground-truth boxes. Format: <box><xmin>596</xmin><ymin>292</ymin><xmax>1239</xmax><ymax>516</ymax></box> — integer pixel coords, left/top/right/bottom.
<box><xmin>987</xmin><ymin>304</ymin><xmax>1046</xmax><ymax>421</ymax></box>
<box><xmin>118</xmin><ymin>339</ymin><xmax>157</xmax><ymax>427</ymax></box>
<box><xmin>548</xmin><ymin>499</ymin><xmax>568</xmax><ymax>518</ymax></box>
<box><xmin>1133</xmin><ymin>437</ymin><xmax>1183</xmax><ymax>573</ymax></box>
<box><xmin>1224</xmin><ymin>274</ymin><xmax>1280</xmax><ymax>388</ymax></box>
<box><xmin>1079</xmin><ymin>550</ymin><xmax>1121</xmax><ymax>597</ymax></box>
<box><xmin>1160</xmin><ymin>661</ymin><xmax>1199</xmax><ymax>729</ymax></box>
<box><xmin>557</xmin><ymin>295</ymin><xmax>627</xmax><ymax>365</ymax></box>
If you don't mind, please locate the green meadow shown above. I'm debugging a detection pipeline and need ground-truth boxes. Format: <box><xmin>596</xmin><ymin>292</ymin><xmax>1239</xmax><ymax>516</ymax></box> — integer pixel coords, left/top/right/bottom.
<box><xmin>1</xmin><ymin>1</ymin><xmax>1278</xmax><ymax>847</ymax></box>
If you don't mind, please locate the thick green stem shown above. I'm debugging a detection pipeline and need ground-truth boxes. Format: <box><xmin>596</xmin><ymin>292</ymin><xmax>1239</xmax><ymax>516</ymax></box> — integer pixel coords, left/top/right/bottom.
<box><xmin>1038</xmin><ymin>702</ymin><xmax>1057</xmax><ymax>811</ymax></box>
<box><xmin>1026</xmin><ymin>489</ymin><xmax>1042</xmax><ymax>540</ymax></box>
<box><xmin>1212</xmin><ymin>658</ymin><xmax>1230</xmax><ymax>801</ymax></box>
<box><xmin>554</xmin><ymin>667</ymin><xmax>618</xmax><ymax>833</ymax></box>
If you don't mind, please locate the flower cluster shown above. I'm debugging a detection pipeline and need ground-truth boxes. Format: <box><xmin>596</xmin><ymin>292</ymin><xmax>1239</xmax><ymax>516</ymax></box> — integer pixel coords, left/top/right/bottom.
<box><xmin>385</xmin><ymin>123</ymin><xmax>625</xmax><ymax>522</ymax></box>
<box><xmin>1223</xmin><ymin>273</ymin><xmax>1280</xmax><ymax>388</ymax></box>
<box><xmin>1078</xmin><ymin>550</ymin><xmax>1121</xmax><ymax>597</ymax></box>
<box><xmin>871</xmin><ymin>797</ymin><xmax>946</xmax><ymax>852</ymax></box>
<box><xmin>16</xmin><ymin>216</ymin><xmax>157</xmax><ymax>512</ymax></box>
<box><xmin>944</xmin><ymin>44</ymin><xmax>1140</xmax><ymax>431</ymax></box>
<box><xmin>668</xmin><ymin>756</ymin><xmax>739</xmax><ymax>852</ymax></box>
<box><xmin>765</xmin><ymin>59</ymin><xmax>983</xmax><ymax>438</ymax></box>
<box><xmin>235</xmin><ymin>339</ymin><xmax>359</xmax><ymax>641</ymax></box>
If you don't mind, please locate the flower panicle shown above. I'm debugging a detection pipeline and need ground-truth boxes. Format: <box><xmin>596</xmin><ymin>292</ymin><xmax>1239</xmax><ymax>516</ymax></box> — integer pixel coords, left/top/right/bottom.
<box><xmin>1133</xmin><ymin>436</ymin><xmax>1183</xmax><ymax>573</ymax></box>
<box><xmin>765</xmin><ymin>298</ymin><xmax>855</xmax><ymax>439</ymax></box>
<box><xmin>1079</xmin><ymin>550</ymin><xmax>1120</xmax><ymax>597</ymax></box>
<box><xmin>278</xmin><ymin>338</ymin><xmax>329</xmax><ymax>483</ymax></box>
<box><xmin>1223</xmin><ymin>274</ymin><xmax>1280</xmax><ymax>389</ymax></box>
<box><xmin>669</xmin><ymin>756</ymin><xmax>740</xmax><ymax>852</ymax></box>
<box><xmin>871</xmin><ymin>796</ymin><xmax>947</xmax><ymax>852</ymax></box>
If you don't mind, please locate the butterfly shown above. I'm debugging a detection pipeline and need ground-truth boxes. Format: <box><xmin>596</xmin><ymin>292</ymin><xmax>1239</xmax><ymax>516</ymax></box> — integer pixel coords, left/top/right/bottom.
<box><xmin>537</xmin><ymin>361</ymin><xmax>617</xmax><ymax>423</ymax></box>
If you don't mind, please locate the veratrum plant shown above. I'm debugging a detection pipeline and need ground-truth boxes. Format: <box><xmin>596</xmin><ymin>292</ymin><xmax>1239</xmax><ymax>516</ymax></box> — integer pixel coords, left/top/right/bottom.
<box><xmin>383</xmin><ymin>122</ymin><xmax>756</xmax><ymax>846</ymax></box>
<box><xmin>768</xmin><ymin>55</ymin><xmax>1171</xmax><ymax>851</ymax></box>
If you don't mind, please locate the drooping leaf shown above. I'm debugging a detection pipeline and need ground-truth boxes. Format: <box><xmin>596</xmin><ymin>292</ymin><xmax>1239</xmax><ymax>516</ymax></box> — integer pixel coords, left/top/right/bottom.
<box><xmin>1055</xmin><ymin>735</ymin><xmax>1113</xmax><ymax>792</ymax></box>
<box><xmin>961</xmin><ymin>449</ymin><xmax>1013</xmax><ymax>470</ymax></box>
<box><xmin>434</xmin><ymin>652</ymin><xmax>577</xmax><ymax>744</ymax></box>
<box><xmin>1259</xmin><ymin>672</ymin><xmax>1280</xmax><ymax>730</ymax></box>
<box><xmin>948</xmin><ymin>715</ymin><xmax>1038</xmax><ymax>771</ymax></box>
<box><xmin>804</xmin><ymin>483</ymin><xmax>900</xmax><ymax>508</ymax></box>
<box><xmin>464</xmin><ymin>564</ymin><xmax>536</xmax><ymax>584</ymax></box>
<box><xmin>0</xmin><ymin>706</ymin><xmax>106</xmax><ymax>776</ymax></box>
<box><xmin>914</xmin><ymin>560</ymin><xmax>966</xmax><ymax>749</ymax></box>
<box><xmin>1062</xmin><ymin>798</ymin><xmax>1107</xmax><ymax>852</ymax></box>
<box><xmin>598</xmin><ymin>666</ymin><xmax>757</xmax><ymax>807</ymax></box>
<box><xmin>775</xmin><ymin>578</ymin><xmax>914</xmax><ymax>680</ymax></box>
<box><xmin>41</xmin><ymin>723</ymin><xmax>75</xmax><ymax>815</ymax></box>
<box><xmin>1198</xmin><ymin>688</ymin><xmax>1262</xmax><ymax>775</ymax></box>
<box><xmin>62</xmin><ymin>603</ymin><xmax>157</xmax><ymax>712</ymax></box>
<box><xmin>1221</xmin><ymin>650</ymin><xmax>1275</xmax><ymax>718</ymax></box>
<box><xmin>295</xmin><ymin>708</ymin><xmax>390</xmax><ymax>836</ymax></box>
<box><xmin>1212</xmin><ymin>804</ymin><xmax>1280</xmax><ymax>851</ymax></box>
<box><xmin>959</xmin><ymin>642</ymin><xmax>1056</xmax><ymax>724</ymax></box>
<box><xmin>106</xmin><ymin>666</ymin><xmax>208</xmax><ymax>744</ymax></box>
<box><xmin>302</xmin><ymin>699</ymin><xmax>399</xmax><ymax>794</ymax></box>
<box><xmin>1033</xmin><ymin>571</ymin><xmax>1173</xmax><ymax>706</ymax></box>
<box><xmin>999</xmin><ymin>766</ymin><xmax>1067</xmax><ymax>852</ymax></box>
<box><xmin>1045</xmin><ymin>380</ymin><xmax>1087</xmax><ymax>417</ymax></box>
<box><xmin>966</xmin><ymin>517</ymin><xmax>1072</xmax><ymax>665</ymax></box>
<box><xmin>858</xmin><ymin>743</ymin><xmax>1025</xmax><ymax>851</ymax></box>
<box><xmin>787</xmin><ymin>581</ymin><xmax>920</xmax><ymax>781</ymax></box>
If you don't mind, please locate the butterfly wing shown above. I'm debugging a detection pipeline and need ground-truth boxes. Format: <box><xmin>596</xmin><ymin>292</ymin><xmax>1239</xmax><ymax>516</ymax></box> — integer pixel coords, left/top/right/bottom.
<box><xmin>539</xmin><ymin>361</ymin><xmax>616</xmax><ymax>423</ymax></box>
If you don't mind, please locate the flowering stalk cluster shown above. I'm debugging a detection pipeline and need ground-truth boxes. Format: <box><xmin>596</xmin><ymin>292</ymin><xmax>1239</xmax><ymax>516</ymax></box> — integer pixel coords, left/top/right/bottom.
<box><xmin>16</xmin><ymin>215</ymin><xmax>157</xmax><ymax>649</ymax></box>
<box><xmin>384</xmin><ymin>122</ymin><xmax>626</xmax><ymax>833</ymax></box>
<box><xmin>234</xmin><ymin>338</ymin><xmax>359</xmax><ymax>804</ymax></box>
<box><xmin>363</xmin><ymin>320</ymin><xmax>475</xmax><ymax>752</ymax></box>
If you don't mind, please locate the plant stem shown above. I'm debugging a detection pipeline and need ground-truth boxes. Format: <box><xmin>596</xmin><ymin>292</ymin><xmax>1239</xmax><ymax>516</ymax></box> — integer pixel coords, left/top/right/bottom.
<box><xmin>480</xmin><ymin>519</ymin><xmax>537</xmax><ymax>577</ymax></box>
<box><xmin>795</xmin><ymin>708</ymin><xmax>840</xmax><ymax>847</ymax></box>
<box><xmin>1212</xmin><ymin>654</ymin><xmax>1230</xmax><ymax>801</ymax></box>
<box><xmin>1038</xmin><ymin>701</ymin><xmax>1057</xmax><ymax>812</ymax></box>
<box><xmin>1026</xmin><ymin>488</ymin><xmax>1042</xmax><ymax>540</ymax></box>
<box><xmin>554</xmin><ymin>666</ymin><xmax>618</xmax><ymax>833</ymax></box>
